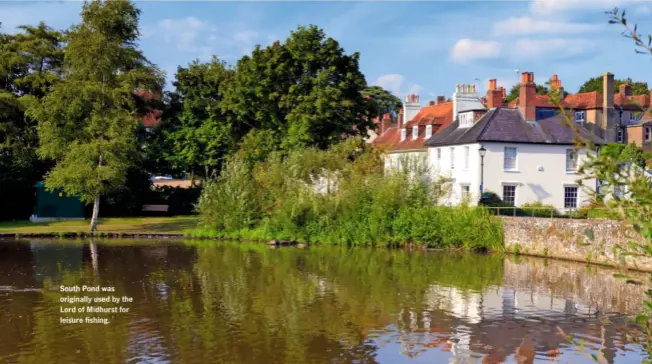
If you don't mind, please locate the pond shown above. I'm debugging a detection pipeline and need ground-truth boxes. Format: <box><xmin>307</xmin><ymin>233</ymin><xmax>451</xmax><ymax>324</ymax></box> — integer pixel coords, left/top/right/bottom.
<box><xmin>0</xmin><ymin>239</ymin><xmax>647</xmax><ymax>363</ymax></box>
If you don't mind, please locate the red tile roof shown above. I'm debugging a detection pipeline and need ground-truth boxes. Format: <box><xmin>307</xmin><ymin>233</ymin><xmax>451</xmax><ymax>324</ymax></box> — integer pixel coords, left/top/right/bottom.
<box><xmin>507</xmin><ymin>95</ymin><xmax>558</xmax><ymax>109</ymax></box>
<box><xmin>563</xmin><ymin>91</ymin><xmax>601</xmax><ymax>109</ymax></box>
<box><xmin>135</xmin><ymin>90</ymin><xmax>162</xmax><ymax>127</ymax></box>
<box><xmin>372</xmin><ymin>102</ymin><xmax>453</xmax><ymax>152</ymax></box>
<box><xmin>508</xmin><ymin>91</ymin><xmax>649</xmax><ymax>111</ymax></box>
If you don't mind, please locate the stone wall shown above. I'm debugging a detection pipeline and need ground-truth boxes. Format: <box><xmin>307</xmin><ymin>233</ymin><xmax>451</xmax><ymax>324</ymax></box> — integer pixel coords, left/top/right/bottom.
<box><xmin>501</xmin><ymin>216</ymin><xmax>652</xmax><ymax>271</ymax></box>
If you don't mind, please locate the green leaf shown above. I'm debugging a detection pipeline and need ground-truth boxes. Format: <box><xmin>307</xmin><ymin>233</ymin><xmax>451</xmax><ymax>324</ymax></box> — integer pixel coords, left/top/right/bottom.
<box><xmin>636</xmin><ymin>314</ymin><xmax>648</xmax><ymax>324</ymax></box>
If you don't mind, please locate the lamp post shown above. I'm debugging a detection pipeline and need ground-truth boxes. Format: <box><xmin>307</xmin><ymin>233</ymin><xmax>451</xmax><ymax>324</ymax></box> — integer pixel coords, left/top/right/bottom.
<box><xmin>479</xmin><ymin>145</ymin><xmax>487</xmax><ymax>194</ymax></box>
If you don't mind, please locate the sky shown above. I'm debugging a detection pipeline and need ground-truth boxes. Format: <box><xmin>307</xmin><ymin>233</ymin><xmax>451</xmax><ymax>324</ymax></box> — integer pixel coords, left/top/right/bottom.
<box><xmin>2</xmin><ymin>0</ymin><xmax>652</xmax><ymax>100</ymax></box>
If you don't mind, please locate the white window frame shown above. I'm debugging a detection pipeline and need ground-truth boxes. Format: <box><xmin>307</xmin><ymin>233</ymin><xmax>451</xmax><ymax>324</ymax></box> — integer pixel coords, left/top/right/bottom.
<box><xmin>565</xmin><ymin>149</ymin><xmax>578</xmax><ymax>172</ymax></box>
<box><xmin>400</xmin><ymin>128</ymin><xmax>407</xmax><ymax>141</ymax></box>
<box><xmin>463</xmin><ymin>146</ymin><xmax>469</xmax><ymax>170</ymax></box>
<box><xmin>412</xmin><ymin>126</ymin><xmax>418</xmax><ymax>139</ymax></box>
<box><xmin>450</xmin><ymin>147</ymin><xmax>455</xmax><ymax>170</ymax></box>
<box><xmin>425</xmin><ymin>125</ymin><xmax>433</xmax><ymax>139</ymax></box>
<box><xmin>503</xmin><ymin>147</ymin><xmax>517</xmax><ymax>171</ymax></box>
<box><xmin>459</xmin><ymin>112</ymin><xmax>473</xmax><ymax>128</ymax></box>
<box><xmin>563</xmin><ymin>185</ymin><xmax>579</xmax><ymax>209</ymax></box>
<box><xmin>460</xmin><ymin>184</ymin><xmax>471</xmax><ymax>200</ymax></box>
<box><xmin>630</xmin><ymin>112</ymin><xmax>637</xmax><ymax>123</ymax></box>
<box><xmin>575</xmin><ymin>111</ymin><xmax>585</xmax><ymax>123</ymax></box>
<box><xmin>502</xmin><ymin>184</ymin><xmax>517</xmax><ymax>206</ymax></box>
<box><xmin>646</xmin><ymin>126</ymin><xmax>651</xmax><ymax>142</ymax></box>
<box><xmin>617</xmin><ymin>129</ymin><xmax>624</xmax><ymax>143</ymax></box>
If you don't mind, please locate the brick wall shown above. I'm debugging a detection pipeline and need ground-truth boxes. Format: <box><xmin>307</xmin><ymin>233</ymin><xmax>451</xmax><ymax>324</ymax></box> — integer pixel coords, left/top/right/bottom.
<box><xmin>501</xmin><ymin>216</ymin><xmax>652</xmax><ymax>271</ymax></box>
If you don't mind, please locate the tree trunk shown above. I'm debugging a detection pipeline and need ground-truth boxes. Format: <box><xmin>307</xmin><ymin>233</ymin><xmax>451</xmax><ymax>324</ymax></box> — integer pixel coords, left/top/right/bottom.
<box><xmin>89</xmin><ymin>155</ymin><xmax>103</xmax><ymax>233</ymax></box>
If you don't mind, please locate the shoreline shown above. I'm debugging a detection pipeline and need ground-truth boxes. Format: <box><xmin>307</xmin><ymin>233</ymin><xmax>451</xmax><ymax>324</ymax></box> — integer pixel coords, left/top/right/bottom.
<box><xmin>2</xmin><ymin>231</ymin><xmax>650</xmax><ymax>273</ymax></box>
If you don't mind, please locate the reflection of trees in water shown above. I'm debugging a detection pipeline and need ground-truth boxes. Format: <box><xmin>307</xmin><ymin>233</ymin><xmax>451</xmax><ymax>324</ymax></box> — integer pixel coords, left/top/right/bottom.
<box><xmin>0</xmin><ymin>240</ymin><xmax>646</xmax><ymax>364</ymax></box>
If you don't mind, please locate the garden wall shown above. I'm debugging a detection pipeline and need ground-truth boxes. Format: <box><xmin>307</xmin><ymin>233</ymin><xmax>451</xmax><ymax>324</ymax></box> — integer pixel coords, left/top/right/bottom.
<box><xmin>501</xmin><ymin>216</ymin><xmax>652</xmax><ymax>271</ymax></box>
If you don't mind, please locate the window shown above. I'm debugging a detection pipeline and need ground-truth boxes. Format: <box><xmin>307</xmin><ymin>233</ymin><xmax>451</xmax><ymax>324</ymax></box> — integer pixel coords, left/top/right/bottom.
<box><xmin>614</xmin><ymin>184</ymin><xmax>625</xmax><ymax>199</ymax></box>
<box><xmin>617</xmin><ymin>130</ymin><xmax>624</xmax><ymax>143</ymax></box>
<box><xmin>400</xmin><ymin>128</ymin><xmax>407</xmax><ymax>141</ymax></box>
<box><xmin>646</xmin><ymin>127</ymin><xmax>651</xmax><ymax>142</ymax></box>
<box><xmin>461</xmin><ymin>185</ymin><xmax>470</xmax><ymax>199</ymax></box>
<box><xmin>502</xmin><ymin>185</ymin><xmax>516</xmax><ymax>206</ymax></box>
<box><xmin>412</xmin><ymin>126</ymin><xmax>418</xmax><ymax>139</ymax></box>
<box><xmin>564</xmin><ymin>186</ymin><xmax>578</xmax><ymax>208</ymax></box>
<box><xmin>566</xmin><ymin>149</ymin><xmax>578</xmax><ymax>172</ymax></box>
<box><xmin>630</xmin><ymin>112</ymin><xmax>638</xmax><ymax>123</ymax></box>
<box><xmin>464</xmin><ymin>146</ymin><xmax>469</xmax><ymax>170</ymax></box>
<box><xmin>459</xmin><ymin>112</ymin><xmax>473</xmax><ymax>128</ymax></box>
<box><xmin>575</xmin><ymin>111</ymin><xmax>585</xmax><ymax>123</ymax></box>
<box><xmin>504</xmin><ymin>147</ymin><xmax>517</xmax><ymax>171</ymax></box>
<box><xmin>425</xmin><ymin>125</ymin><xmax>433</xmax><ymax>139</ymax></box>
<box><xmin>450</xmin><ymin>148</ymin><xmax>455</xmax><ymax>169</ymax></box>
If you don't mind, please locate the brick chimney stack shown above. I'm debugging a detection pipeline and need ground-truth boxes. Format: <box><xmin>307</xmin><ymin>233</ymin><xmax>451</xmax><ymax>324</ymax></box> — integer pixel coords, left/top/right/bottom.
<box><xmin>486</xmin><ymin>78</ymin><xmax>505</xmax><ymax>109</ymax></box>
<box><xmin>602</xmin><ymin>72</ymin><xmax>616</xmax><ymax>141</ymax></box>
<box><xmin>619</xmin><ymin>80</ymin><xmax>632</xmax><ymax>96</ymax></box>
<box><xmin>550</xmin><ymin>74</ymin><xmax>564</xmax><ymax>98</ymax></box>
<box><xmin>519</xmin><ymin>72</ymin><xmax>536</xmax><ymax>121</ymax></box>
<box><xmin>437</xmin><ymin>96</ymin><xmax>446</xmax><ymax>104</ymax></box>
<box><xmin>380</xmin><ymin>113</ymin><xmax>391</xmax><ymax>135</ymax></box>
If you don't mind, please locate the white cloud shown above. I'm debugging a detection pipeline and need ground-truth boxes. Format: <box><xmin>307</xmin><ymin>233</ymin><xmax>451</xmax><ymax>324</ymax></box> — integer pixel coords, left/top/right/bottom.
<box><xmin>492</xmin><ymin>16</ymin><xmax>600</xmax><ymax>36</ymax></box>
<box><xmin>509</xmin><ymin>38</ymin><xmax>597</xmax><ymax>60</ymax></box>
<box><xmin>233</xmin><ymin>31</ymin><xmax>260</xmax><ymax>45</ymax></box>
<box><xmin>156</xmin><ymin>17</ymin><xmax>214</xmax><ymax>50</ymax></box>
<box><xmin>375</xmin><ymin>74</ymin><xmax>426</xmax><ymax>98</ymax></box>
<box><xmin>636</xmin><ymin>4</ymin><xmax>652</xmax><ymax>14</ymax></box>
<box><xmin>450</xmin><ymin>39</ymin><xmax>502</xmax><ymax>63</ymax></box>
<box><xmin>530</xmin><ymin>0</ymin><xmax>646</xmax><ymax>14</ymax></box>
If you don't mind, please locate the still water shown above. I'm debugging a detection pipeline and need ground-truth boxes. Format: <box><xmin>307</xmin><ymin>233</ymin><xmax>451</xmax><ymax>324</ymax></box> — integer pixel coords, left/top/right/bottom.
<box><xmin>0</xmin><ymin>239</ymin><xmax>647</xmax><ymax>364</ymax></box>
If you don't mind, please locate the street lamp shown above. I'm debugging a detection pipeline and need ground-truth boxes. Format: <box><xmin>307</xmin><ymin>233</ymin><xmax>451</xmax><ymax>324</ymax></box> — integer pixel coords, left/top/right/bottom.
<box><xmin>479</xmin><ymin>145</ymin><xmax>487</xmax><ymax>194</ymax></box>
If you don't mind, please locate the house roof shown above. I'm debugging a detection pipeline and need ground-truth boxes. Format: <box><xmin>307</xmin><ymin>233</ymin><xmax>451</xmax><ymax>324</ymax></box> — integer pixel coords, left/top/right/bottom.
<box><xmin>372</xmin><ymin>102</ymin><xmax>454</xmax><ymax>152</ymax></box>
<box><xmin>507</xmin><ymin>91</ymin><xmax>649</xmax><ymax>111</ymax></box>
<box><xmin>508</xmin><ymin>95</ymin><xmax>559</xmax><ymax>109</ymax></box>
<box><xmin>135</xmin><ymin>90</ymin><xmax>162</xmax><ymax>128</ymax></box>
<box><xmin>424</xmin><ymin>107</ymin><xmax>605</xmax><ymax>147</ymax></box>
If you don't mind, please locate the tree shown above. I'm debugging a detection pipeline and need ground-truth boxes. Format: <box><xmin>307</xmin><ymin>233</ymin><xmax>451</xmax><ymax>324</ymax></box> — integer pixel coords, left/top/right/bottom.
<box><xmin>224</xmin><ymin>25</ymin><xmax>375</xmax><ymax>151</ymax></box>
<box><xmin>26</xmin><ymin>0</ymin><xmax>163</xmax><ymax>232</ymax></box>
<box><xmin>577</xmin><ymin>75</ymin><xmax>648</xmax><ymax>96</ymax></box>
<box><xmin>504</xmin><ymin>83</ymin><xmax>550</xmax><ymax>103</ymax></box>
<box><xmin>361</xmin><ymin>86</ymin><xmax>402</xmax><ymax>119</ymax></box>
<box><xmin>0</xmin><ymin>22</ymin><xmax>64</xmax><ymax>182</ymax></box>
<box><xmin>599</xmin><ymin>143</ymin><xmax>652</xmax><ymax>169</ymax></box>
<box><xmin>163</xmin><ymin>57</ymin><xmax>236</xmax><ymax>181</ymax></box>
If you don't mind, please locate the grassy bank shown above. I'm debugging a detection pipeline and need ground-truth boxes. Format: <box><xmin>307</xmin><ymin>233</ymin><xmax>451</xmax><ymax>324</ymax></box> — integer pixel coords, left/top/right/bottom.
<box><xmin>190</xmin><ymin>139</ymin><xmax>504</xmax><ymax>251</ymax></box>
<box><xmin>0</xmin><ymin>216</ymin><xmax>199</xmax><ymax>234</ymax></box>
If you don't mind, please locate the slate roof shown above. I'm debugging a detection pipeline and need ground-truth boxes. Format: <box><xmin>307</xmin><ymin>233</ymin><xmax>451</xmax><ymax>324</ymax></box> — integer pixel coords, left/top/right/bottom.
<box><xmin>373</xmin><ymin>102</ymin><xmax>454</xmax><ymax>151</ymax></box>
<box><xmin>424</xmin><ymin>108</ymin><xmax>605</xmax><ymax>147</ymax></box>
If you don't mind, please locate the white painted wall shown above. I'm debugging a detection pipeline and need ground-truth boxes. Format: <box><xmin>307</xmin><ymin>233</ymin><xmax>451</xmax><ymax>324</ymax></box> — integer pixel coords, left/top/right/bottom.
<box><xmin>427</xmin><ymin>143</ymin><xmax>481</xmax><ymax>205</ymax></box>
<box><xmin>384</xmin><ymin>151</ymin><xmax>428</xmax><ymax>175</ymax></box>
<box><xmin>479</xmin><ymin>142</ymin><xmax>596</xmax><ymax>211</ymax></box>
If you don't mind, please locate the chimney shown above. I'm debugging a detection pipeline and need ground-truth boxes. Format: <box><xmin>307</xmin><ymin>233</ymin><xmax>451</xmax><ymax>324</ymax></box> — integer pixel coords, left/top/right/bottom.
<box><xmin>486</xmin><ymin>79</ymin><xmax>504</xmax><ymax>109</ymax></box>
<box><xmin>429</xmin><ymin>100</ymin><xmax>435</xmax><ymax>106</ymax></box>
<box><xmin>397</xmin><ymin>109</ymin><xmax>404</xmax><ymax>129</ymax></box>
<box><xmin>403</xmin><ymin>93</ymin><xmax>421</xmax><ymax>125</ymax></box>
<box><xmin>380</xmin><ymin>113</ymin><xmax>391</xmax><ymax>135</ymax></box>
<box><xmin>619</xmin><ymin>80</ymin><xmax>632</xmax><ymax>96</ymax></box>
<box><xmin>602</xmin><ymin>72</ymin><xmax>616</xmax><ymax>141</ymax></box>
<box><xmin>437</xmin><ymin>96</ymin><xmax>446</xmax><ymax>104</ymax></box>
<box><xmin>550</xmin><ymin>74</ymin><xmax>564</xmax><ymax>98</ymax></box>
<box><xmin>519</xmin><ymin>72</ymin><xmax>536</xmax><ymax>122</ymax></box>
<box><xmin>603</xmin><ymin>72</ymin><xmax>614</xmax><ymax>108</ymax></box>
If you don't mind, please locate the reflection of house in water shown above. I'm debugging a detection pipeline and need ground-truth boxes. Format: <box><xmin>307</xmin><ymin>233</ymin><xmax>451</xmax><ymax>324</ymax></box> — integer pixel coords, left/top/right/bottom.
<box><xmin>30</xmin><ymin>241</ymin><xmax>83</xmax><ymax>283</ymax></box>
<box><xmin>392</xmin><ymin>278</ymin><xmax>643</xmax><ymax>363</ymax></box>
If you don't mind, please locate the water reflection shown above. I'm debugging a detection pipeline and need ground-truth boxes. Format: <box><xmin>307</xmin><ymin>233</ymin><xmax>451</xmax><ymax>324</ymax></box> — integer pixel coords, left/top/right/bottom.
<box><xmin>0</xmin><ymin>239</ymin><xmax>646</xmax><ymax>363</ymax></box>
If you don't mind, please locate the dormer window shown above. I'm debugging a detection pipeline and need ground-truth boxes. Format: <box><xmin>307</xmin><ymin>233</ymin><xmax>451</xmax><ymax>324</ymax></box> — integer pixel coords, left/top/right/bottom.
<box><xmin>425</xmin><ymin>125</ymin><xmax>433</xmax><ymax>139</ymax></box>
<box><xmin>400</xmin><ymin>128</ymin><xmax>407</xmax><ymax>141</ymax></box>
<box><xmin>412</xmin><ymin>126</ymin><xmax>418</xmax><ymax>139</ymax></box>
<box><xmin>459</xmin><ymin>112</ymin><xmax>473</xmax><ymax>128</ymax></box>
<box><xmin>575</xmin><ymin>111</ymin><xmax>585</xmax><ymax>123</ymax></box>
<box><xmin>630</xmin><ymin>112</ymin><xmax>638</xmax><ymax>123</ymax></box>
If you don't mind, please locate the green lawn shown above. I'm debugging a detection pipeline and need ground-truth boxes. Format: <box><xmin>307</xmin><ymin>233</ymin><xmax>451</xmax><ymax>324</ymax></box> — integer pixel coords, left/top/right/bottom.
<box><xmin>0</xmin><ymin>216</ymin><xmax>199</xmax><ymax>234</ymax></box>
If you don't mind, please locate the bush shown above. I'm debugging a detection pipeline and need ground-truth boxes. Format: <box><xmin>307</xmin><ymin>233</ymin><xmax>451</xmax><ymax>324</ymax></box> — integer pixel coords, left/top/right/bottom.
<box><xmin>194</xmin><ymin>138</ymin><xmax>503</xmax><ymax>250</ymax></box>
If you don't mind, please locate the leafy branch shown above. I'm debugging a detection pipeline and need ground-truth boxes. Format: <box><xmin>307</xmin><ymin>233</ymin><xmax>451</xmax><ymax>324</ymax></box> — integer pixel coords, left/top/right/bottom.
<box><xmin>607</xmin><ymin>8</ymin><xmax>652</xmax><ymax>56</ymax></box>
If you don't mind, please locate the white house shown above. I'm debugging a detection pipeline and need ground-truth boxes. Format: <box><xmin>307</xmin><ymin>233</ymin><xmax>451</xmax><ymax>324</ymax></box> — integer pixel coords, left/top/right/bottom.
<box><xmin>424</xmin><ymin>86</ymin><xmax>605</xmax><ymax>211</ymax></box>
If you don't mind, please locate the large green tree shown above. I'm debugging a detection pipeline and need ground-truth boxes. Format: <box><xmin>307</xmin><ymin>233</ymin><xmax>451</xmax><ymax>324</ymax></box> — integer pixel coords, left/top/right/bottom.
<box><xmin>26</xmin><ymin>0</ymin><xmax>163</xmax><ymax>231</ymax></box>
<box><xmin>577</xmin><ymin>75</ymin><xmax>648</xmax><ymax>96</ymax></box>
<box><xmin>225</xmin><ymin>25</ymin><xmax>375</xmax><ymax>151</ymax></box>
<box><xmin>163</xmin><ymin>57</ymin><xmax>236</xmax><ymax>180</ymax></box>
<box><xmin>0</xmin><ymin>22</ymin><xmax>64</xmax><ymax>181</ymax></box>
<box><xmin>362</xmin><ymin>85</ymin><xmax>402</xmax><ymax>119</ymax></box>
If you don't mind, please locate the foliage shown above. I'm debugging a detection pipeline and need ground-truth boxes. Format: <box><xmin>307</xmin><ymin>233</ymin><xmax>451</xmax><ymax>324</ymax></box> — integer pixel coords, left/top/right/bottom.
<box><xmin>504</xmin><ymin>83</ymin><xmax>550</xmax><ymax>103</ymax></box>
<box><xmin>195</xmin><ymin>139</ymin><xmax>503</xmax><ymax>250</ymax></box>
<box><xmin>578</xmin><ymin>75</ymin><xmax>648</xmax><ymax>96</ymax></box>
<box><xmin>25</xmin><ymin>0</ymin><xmax>163</xmax><ymax>230</ymax></box>
<box><xmin>224</xmin><ymin>25</ymin><xmax>375</xmax><ymax>151</ymax></box>
<box><xmin>361</xmin><ymin>85</ymin><xmax>402</xmax><ymax>119</ymax></box>
<box><xmin>600</xmin><ymin>143</ymin><xmax>652</xmax><ymax>169</ymax></box>
<box><xmin>163</xmin><ymin>57</ymin><xmax>236</xmax><ymax>179</ymax></box>
<box><xmin>0</xmin><ymin>22</ymin><xmax>64</xmax><ymax>182</ymax></box>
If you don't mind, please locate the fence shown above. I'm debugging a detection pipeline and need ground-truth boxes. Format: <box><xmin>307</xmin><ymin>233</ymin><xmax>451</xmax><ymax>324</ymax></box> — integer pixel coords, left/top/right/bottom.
<box><xmin>485</xmin><ymin>206</ymin><xmax>623</xmax><ymax>220</ymax></box>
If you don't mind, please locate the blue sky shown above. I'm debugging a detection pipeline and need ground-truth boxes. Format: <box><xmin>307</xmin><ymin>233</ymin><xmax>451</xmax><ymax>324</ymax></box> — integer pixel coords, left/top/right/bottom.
<box><xmin>2</xmin><ymin>0</ymin><xmax>652</xmax><ymax>100</ymax></box>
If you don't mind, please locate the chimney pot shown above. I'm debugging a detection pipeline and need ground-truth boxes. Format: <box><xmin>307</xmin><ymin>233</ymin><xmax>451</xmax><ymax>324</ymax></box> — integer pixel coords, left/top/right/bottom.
<box><xmin>488</xmin><ymin>79</ymin><xmax>497</xmax><ymax>91</ymax></box>
<box><xmin>437</xmin><ymin>96</ymin><xmax>446</xmax><ymax>104</ymax></box>
<box><xmin>429</xmin><ymin>100</ymin><xmax>435</xmax><ymax>106</ymax></box>
<box><xmin>520</xmin><ymin>72</ymin><xmax>529</xmax><ymax>84</ymax></box>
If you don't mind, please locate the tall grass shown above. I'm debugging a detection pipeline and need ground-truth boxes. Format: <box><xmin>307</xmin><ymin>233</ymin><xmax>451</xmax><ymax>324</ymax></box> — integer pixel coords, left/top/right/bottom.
<box><xmin>192</xmin><ymin>138</ymin><xmax>503</xmax><ymax>250</ymax></box>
